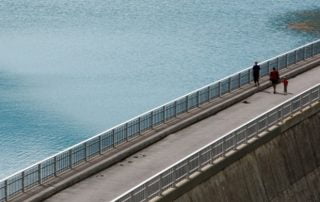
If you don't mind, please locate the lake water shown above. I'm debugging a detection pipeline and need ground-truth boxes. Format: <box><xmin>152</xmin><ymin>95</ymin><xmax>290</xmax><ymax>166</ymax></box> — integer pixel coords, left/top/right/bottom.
<box><xmin>0</xmin><ymin>0</ymin><xmax>319</xmax><ymax>178</ymax></box>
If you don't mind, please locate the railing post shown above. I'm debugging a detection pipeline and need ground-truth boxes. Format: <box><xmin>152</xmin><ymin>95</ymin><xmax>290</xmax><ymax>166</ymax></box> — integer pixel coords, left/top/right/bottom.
<box><xmin>196</xmin><ymin>91</ymin><xmax>200</xmax><ymax>107</ymax></box>
<box><xmin>4</xmin><ymin>180</ymin><xmax>8</xmax><ymax>201</ymax></box>
<box><xmin>299</xmin><ymin>95</ymin><xmax>302</xmax><ymax>111</ymax></box>
<box><xmin>197</xmin><ymin>152</ymin><xmax>201</xmax><ymax>171</ymax></box>
<box><xmin>266</xmin><ymin>114</ymin><xmax>270</xmax><ymax>128</ymax></box>
<box><xmin>172</xmin><ymin>166</ymin><xmax>177</xmax><ymax>187</ymax></box>
<box><xmin>245</xmin><ymin>125</ymin><xmax>249</xmax><ymax>143</ymax></box>
<box><xmin>186</xmin><ymin>95</ymin><xmax>189</xmax><ymax>112</ymax></box>
<box><xmin>306</xmin><ymin>93</ymin><xmax>310</xmax><ymax>108</ymax></box>
<box><xmin>99</xmin><ymin>135</ymin><xmax>102</xmax><ymax>154</ymax></box>
<box><xmin>308</xmin><ymin>91</ymin><xmax>315</xmax><ymax>105</ymax></box>
<box><xmin>295</xmin><ymin>50</ymin><xmax>298</xmax><ymax>63</ymax></box>
<box><xmin>22</xmin><ymin>171</ymin><xmax>25</xmax><ymax>192</ymax></box>
<box><xmin>280</xmin><ymin>105</ymin><xmax>284</xmax><ymax>123</ymax></box>
<box><xmin>145</xmin><ymin>182</ymin><xmax>150</xmax><ymax>200</ymax></box>
<box><xmin>255</xmin><ymin>120</ymin><xmax>259</xmax><ymax>135</ymax></box>
<box><xmin>233</xmin><ymin>132</ymin><xmax>237</xmax><ymax>149</ymax></box>
<box><xmin>207</xmin><ymin>86</ymin><xmax>211</xmax><ymax>101</ymax></box>
<box><xmin>312</xmin><ymin>44</ymin><xmax>315</xmax><ymax>56</ymax></box>
<box><xmin>210</xmin><ymin>144</ymin><xmax>214</xmax><ymax>164</ymax></box>
<box><xmin>159</xmin><ymin>175</ymin><xmax>163</xmax><ymax>196</ymax></box>
<box><xmin>222</xmin><ymin>138</ymin><xmax>226</xmax><ymax>156</ymax></box>
<box><xmin>174</xmin><ymin>101</ymin><xmax>177</xmax><ymax>117</ymax></box>
<box><xmin>309</xmin><ymin>91</ymin><xmax>314</xmax><ymax>106</ymax></box>
<box><xmin>125</xmin><ymin>123</ymin><xmax>128</xmax><ymax>141</ymax></box>
<box><xmin>84</xmin><ymin>143</ymin><xmax>88</xmax><ymax>161</ymax></box>
<box><xmin>248</xmin><ymin>69</ymin><xmax>251</xmax><ymax>84</ymax></box>
<box><xmin>285</xmin><ymin>54</ymin><xmax>288</xmax><ymax>67</ymax></box>
<box><xmin>150</xmin><ymin>111</ymin><xmax>153</xmax><ymax>128</ymax></box>
<box><xmin>54</xmin><ymin>156</ymin><xmax>57</xmax><ymax>177</ymax></box>
<box><xmin>69</xmin><ymin>149</ymin><xmax>73</xmax><ymax>168</ymax></box>
<box><xmin>130</xmin><ymin>191</ymin><xmax>134</xmax><ymax>200</ymax></box>
<box><xmin>218</xmin><ymin>82</ymin><xmax>222</xmax><ymax>97</ymax></box>
<box><xmin>228</xmin><ymin>77</ymin><xmax>232</xmax><ymax>92</ymax></box>
<box><xmin>186</xmin><ymin>159</ymin><xmax>190</xmax><ymax>178</ymax></box>
<box><xmin>38</xmin><ymin>164</ymin><xmax>42</xmax><ymax>185</ymax></box>
<box><xmin>112</xmin><ymin>129</ymin><xmax>115</xmax><ymax>147</ymax></box>
<box><xmin>138</xmin><ymin>117</ymin><xmax>141</xmax><ymax>135</ymax></box>
<box><xmin>238</xmin><ymin>73</ymin><xmax>241</xmax><ymax>87</ymax></box>
<box><xmin>163</xmin><ymin>106</ymin><xmax>166</xmax><ymax>123</ymax></box>
<box><xmin>267</xmin><ymin>61</ymin><xmax>271</xmax><ymax>73</ymax></box>
<box><xmin>210</xmin><ymin>143</ymin><xmax>216</xmax><ymax>165</ymax></box>
<box><xmin>303</xmin><ymin>47</ymin><xmax>306</xmax><ymax>60</ymax></box>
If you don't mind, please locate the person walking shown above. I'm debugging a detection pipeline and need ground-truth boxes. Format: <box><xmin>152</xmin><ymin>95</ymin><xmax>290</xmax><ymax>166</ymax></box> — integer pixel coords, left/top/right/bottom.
<box><xmin>283</xmin><ymin>76</ymin><xmax>288</xmax><ymax>95</ymax></box>
<box><xmin>252</xmin><ymin>61</ymin><xmax>260</xmax><ymax>86</ymax></box>
<box><xmin>269</xmin><ymin>67</ymin><xmax>280</xmax><ymax>94</ymax></box>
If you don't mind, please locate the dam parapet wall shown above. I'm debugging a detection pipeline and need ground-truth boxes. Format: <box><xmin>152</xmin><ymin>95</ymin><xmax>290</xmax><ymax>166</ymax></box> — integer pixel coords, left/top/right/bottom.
<box><xmin>156</xmin><ymin>101</ymin><xmax>320</xmax><ymax>202</ymax></box>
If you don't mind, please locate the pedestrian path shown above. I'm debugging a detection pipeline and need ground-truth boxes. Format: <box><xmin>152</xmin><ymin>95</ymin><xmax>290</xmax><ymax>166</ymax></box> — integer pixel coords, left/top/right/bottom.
<box><xmin>44</xmin><ymin>64</ymin><xmax>320</xmax><ymax>202</ymax></box>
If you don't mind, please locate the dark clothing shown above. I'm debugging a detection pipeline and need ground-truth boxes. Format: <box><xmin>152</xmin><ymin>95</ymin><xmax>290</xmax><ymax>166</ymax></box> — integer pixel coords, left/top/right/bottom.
<box><xmin>252</xmin><ymin>64</ymin><xmax>260</xmax><ymax>82</ymax></box>
<box><xmin>271</xmin><ymin>79</ymin><xmax>278</xmax><ymax>85</ymax></box>
<box><xmin>270</xmin><ymin>69</ymin><xmax>280</xmax><ymax>93</ymax></box>
<box><xmin>252</xmin><ymin>64</ymin><xmax>260</xmax><ymax>73</ymax></box>
<box><xmin>269</xmin><ymin>70</ymin><xmax>279</xmax><ymax>83</ymax></box>
<box><xmin>283</xmin><ymin>79</ymin><xmax>288</xmax><ymax>93</ymax></box>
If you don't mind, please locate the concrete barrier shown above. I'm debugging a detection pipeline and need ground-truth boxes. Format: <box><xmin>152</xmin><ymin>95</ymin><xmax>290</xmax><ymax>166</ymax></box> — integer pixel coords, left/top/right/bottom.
<box><xmin>155</xmin><ymin>101</ymin><xmax>320</xmax><ymax>202</ymax></box>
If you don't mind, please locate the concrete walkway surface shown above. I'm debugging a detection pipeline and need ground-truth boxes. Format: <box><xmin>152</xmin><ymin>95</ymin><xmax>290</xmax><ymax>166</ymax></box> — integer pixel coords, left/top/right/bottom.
<box><xmin>40</xmin><ymin>61</ymin><xmax>320</xmax><ymax>202</ymax></box>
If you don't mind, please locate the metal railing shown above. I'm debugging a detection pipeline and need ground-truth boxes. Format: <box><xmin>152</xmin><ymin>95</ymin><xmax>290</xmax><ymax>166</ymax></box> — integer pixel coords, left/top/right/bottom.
<box><xmin>112</xmin><ymin>83</ymin><xmax>320</xmax><ymax>202</ymax></box>
<box><xmin>1</xmin><ymin>39</ymin><xmax>320</xmax><ymax>202</ymax></box>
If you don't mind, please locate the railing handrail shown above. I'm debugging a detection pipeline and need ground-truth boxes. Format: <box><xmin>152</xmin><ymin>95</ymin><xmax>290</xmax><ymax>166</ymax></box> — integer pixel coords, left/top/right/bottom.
<box><xmin>1</xmin><ymin>39</ymin><xmax>320</xmax><ymax>202</ymax></box>
<box><xmin>112</xmin><ymin>83</ymin><xmax>320</xmax><ymax>202</ymax></box>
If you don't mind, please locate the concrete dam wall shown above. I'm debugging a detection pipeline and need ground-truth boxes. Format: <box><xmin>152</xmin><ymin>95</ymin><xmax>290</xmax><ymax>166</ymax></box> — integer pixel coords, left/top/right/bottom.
<box><xmin>157</xmin><ymin>102</ymin><xmax>320</xmax><ymax>202</ymax></box>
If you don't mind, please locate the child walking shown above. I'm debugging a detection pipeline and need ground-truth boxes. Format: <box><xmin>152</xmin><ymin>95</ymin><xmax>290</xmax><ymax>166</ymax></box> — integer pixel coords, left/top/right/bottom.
<box><xmin>283</xmin><ymin>77</ymin><xmax>288</xmax><ymax>95</ymax></box>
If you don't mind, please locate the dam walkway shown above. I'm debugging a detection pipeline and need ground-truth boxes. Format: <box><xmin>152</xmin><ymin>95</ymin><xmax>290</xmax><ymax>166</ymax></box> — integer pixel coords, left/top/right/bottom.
<box><xmin>4</xmin><ymin>40</ymin><xmax>320</xmax><ymax>202</ymax></box>
<box><xmin>39</xmin><ymin>58</ymin><xmax>320</xmax><ymax>201</ymax></box>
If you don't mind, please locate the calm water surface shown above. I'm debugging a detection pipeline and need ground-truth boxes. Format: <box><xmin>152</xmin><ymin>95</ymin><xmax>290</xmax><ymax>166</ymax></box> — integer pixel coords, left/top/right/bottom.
<box><xmin>0</xmin><ymin>0</ymin><xmax>319</xmax><ymax>178</ymax></box>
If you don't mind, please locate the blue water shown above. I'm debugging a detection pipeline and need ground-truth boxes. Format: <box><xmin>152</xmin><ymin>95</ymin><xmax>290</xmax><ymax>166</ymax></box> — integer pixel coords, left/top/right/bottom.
<box><xmin>0</xmin><ymin>0</ymin><xmax>319</xmax><ymax>178</ymax></box>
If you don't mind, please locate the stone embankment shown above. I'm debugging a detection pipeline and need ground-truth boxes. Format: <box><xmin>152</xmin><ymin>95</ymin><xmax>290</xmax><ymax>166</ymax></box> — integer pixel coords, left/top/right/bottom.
<box><xmin>157</xmin><ymin>102</ymin><xmax>320</xmax><ymax>202</ymax></box>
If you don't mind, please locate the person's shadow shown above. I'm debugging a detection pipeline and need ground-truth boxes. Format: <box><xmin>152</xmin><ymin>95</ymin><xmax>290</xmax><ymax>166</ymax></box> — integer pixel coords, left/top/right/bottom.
<box><xmin>276</xmin><ymin>92</ymin><xmax>294</xmax><ymax>95</ymax></box>
<box><xmin>262</xmin><ymin>90</ymin><xmax>272</xmax><ymax>94</ymax></box>
<box><xmin>262</xmin><ymin>90</ymin><xmax>293</xmax><ymax>95</ymax></box>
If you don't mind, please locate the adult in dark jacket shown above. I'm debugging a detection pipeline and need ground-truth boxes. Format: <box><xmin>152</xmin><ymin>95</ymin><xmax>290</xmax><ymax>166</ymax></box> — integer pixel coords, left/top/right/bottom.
<box><xmin>252</xmin><ymin>61</ymin><xmax>260</xmax><ymax>86</ymax></box>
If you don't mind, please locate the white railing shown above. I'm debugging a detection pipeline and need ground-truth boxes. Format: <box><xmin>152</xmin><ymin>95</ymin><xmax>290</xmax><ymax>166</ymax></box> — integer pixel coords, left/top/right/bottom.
<box><xmin>112</xmin><ymin>83</ymin><xmax>320</xmax><ymax>202</ymax></box>
<box><xmin>1</xmin><ymin>39</ymin><xmax>320</xmax><ymax>202</ymax></box>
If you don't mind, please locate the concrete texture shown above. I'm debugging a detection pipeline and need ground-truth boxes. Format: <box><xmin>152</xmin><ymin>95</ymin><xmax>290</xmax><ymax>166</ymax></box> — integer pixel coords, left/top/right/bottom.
<box><xmin>163</xmin><ymin>102</ymin><xmax>320</xmax><ymax>202</ymax></box>
<box><xmin>10</xmin><ymin>56</ymin><xmax>320</xmax><ymax>202</ymax></box>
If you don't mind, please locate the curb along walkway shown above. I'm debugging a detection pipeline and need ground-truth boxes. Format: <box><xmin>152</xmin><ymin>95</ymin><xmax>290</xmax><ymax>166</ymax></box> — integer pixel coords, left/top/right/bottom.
<box><xmin>12</xmin><ymin>56</ymin><xmax>320</xmax><ymax>202</ymax></box>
